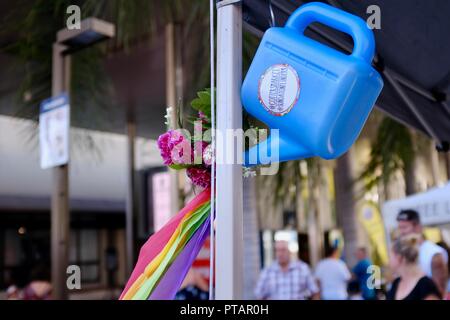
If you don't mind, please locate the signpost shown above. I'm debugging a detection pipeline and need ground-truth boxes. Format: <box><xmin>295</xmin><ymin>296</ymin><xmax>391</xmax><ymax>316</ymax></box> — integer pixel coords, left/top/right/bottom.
<box><xmin>39</xmin><ymin>93</ymin><xmax>70</xmax><ymax>169</ymax></box>
<box><xmin>47</xmin><ymin>18</ymin><xmax>115</xmax><ymax>300</ymax></box>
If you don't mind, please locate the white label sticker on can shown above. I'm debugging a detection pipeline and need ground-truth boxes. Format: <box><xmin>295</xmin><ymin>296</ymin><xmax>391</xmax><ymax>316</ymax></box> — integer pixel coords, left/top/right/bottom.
<box><xmin>258</xmin><ymin>64</ymin><xmax>300</xmax><ymax>116</ymax></box>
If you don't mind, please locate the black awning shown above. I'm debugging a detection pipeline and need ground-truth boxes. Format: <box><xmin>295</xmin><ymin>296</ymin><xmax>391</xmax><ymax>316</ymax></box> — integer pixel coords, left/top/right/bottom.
<box><xmin>242</xmin><ymin>0</ymin><xmax>450</xmax><ymax>149</ymax></box>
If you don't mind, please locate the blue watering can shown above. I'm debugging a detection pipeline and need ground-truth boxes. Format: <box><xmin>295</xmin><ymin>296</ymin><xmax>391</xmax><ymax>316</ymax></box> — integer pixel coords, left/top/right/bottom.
<box><xmin>242</xmin><ymin>2</ymin><xmax>383</xmax><ymax>166</ymax></box>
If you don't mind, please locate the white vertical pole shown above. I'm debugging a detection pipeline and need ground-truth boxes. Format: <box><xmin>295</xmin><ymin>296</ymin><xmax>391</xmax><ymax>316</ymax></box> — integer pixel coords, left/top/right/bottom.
<box><xmin>209</xmin><ymin>0</ymin><xmax>216</xmax><ymax>300</ymax></box>
<box><xmin>215</xmin><ymin>1</ymin><xmax>244</xmax><ymax>300</ymax></box>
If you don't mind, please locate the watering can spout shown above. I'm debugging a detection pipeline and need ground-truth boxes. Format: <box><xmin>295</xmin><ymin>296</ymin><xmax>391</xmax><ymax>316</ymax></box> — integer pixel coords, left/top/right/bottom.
<box><xmin>244</xmin><ymin>132</ymin><xmax>313</xmax><ymax>167</ymax></box>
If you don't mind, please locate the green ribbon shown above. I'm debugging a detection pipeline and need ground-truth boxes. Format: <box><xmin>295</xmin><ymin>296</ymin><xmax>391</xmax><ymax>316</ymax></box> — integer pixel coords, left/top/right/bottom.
<box><xmin>132</xmin><ymin>201</ymin><xmax>211</xmax><ymax>300</ymax></box>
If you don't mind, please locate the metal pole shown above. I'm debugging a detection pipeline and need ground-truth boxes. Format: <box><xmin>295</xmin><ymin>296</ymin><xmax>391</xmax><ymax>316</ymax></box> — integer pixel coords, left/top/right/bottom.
<box><xmin>215</xmin><ymin>1</ymin><xmax>244</xmax><ymax>299</ymax></box>
<box><xmin>51</xmin><ymin>43</ymin><xmax>70</xmax><ymax>300</ymax></box>
<box><xmin>165</xmin><ymin>23</ymin><xmax>180</xmax><ymax>215</ymax></box>
<box><xmin>383</xmin><ymin>70</ymin><xmax>442</xmax><ymax>145</ymax></box>
<box><xmin>125</xmin><ymin>119</ymin><xmax>136</xmax><ymax>276</ymax></box>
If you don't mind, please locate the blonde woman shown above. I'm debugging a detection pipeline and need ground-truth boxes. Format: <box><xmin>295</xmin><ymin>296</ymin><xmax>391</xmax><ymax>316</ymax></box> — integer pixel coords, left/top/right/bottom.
<box><xmin>387</xmin><ymin>234</ymin><xmax>442</xmax><ymax>300</ymax></box>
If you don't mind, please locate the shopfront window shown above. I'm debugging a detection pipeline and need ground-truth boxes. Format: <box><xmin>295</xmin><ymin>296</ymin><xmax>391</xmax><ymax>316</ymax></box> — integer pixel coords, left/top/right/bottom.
<box><xmin>69</xmin><ymin>229</ymin><xmax>100</xmax><ymax>283</ymax></box>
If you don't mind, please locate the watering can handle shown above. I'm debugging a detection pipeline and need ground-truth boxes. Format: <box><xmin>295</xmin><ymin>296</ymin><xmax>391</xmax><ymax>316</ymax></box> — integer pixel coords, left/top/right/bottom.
<box><xmin>285</xmin><ymin>2</ymin><xmax>375</xmax><ymax>63</ymax></box>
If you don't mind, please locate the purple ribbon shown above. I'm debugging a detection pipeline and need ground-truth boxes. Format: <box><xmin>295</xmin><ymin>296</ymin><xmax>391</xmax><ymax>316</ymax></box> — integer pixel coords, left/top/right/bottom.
<box><xmin>148</xmin><ymin>216</ymin><xmax>211</xmax><ymax>300</ymax></box>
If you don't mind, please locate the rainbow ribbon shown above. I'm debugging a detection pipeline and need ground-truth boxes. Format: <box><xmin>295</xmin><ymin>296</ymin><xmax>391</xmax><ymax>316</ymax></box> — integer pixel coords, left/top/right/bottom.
<box><xmin>120</xmin><ymin>188</ymin><xmax>211</xmax><ymax>300</ymax></box>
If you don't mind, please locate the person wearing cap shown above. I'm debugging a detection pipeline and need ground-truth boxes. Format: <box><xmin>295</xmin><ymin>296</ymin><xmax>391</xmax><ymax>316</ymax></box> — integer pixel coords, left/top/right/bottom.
<box><xmin>396</xmin><ymin>209</ymin><xmax>449</xmax><ymax>296</ymax></box>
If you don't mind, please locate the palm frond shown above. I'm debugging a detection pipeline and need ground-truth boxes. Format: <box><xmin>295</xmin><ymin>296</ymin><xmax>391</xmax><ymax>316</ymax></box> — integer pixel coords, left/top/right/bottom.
<box><xmin>358</xmin><ymin>116</ymin><xmax>415</xmax><ymax>192</ymax></box>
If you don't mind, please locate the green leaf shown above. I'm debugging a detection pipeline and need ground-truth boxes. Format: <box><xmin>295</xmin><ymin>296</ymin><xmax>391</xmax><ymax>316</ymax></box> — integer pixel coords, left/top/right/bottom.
<box><xmin>190</xmin><ymin>89</ymin><xmax>214</xmax><ymax>118</ymax></box>
<box><xmin>169</xmin><ymin>164</ymin><xmax>190</xmax><ymax>170</ymax></box>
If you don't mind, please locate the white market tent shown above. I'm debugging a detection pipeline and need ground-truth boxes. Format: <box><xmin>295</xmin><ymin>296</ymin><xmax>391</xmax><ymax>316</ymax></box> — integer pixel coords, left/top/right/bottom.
<box><xmin>382</xmin><ymin>182</ymin><xmax>450</xmax><ymax>232</ymax></box>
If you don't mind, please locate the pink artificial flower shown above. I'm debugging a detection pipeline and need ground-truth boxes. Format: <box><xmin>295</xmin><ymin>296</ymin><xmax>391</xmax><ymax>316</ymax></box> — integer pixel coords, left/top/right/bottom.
<box><xmin>202</xmin><ymin>144</ymin><xmax>213</xmax><ymax>166</ymax></box>
<box><xmin>171</xmin><ymin>138</ymin><xmax>192</xmax><ymax>165</ymax></box>
<box><xmin>198</xmin><ymin>111</ymin><xmax>206</xmax><ymax>119</ymax></box>
<box><xmin>186</xmin><ymin>167</ymin><xmax>211</xmax><ymax>188</ymax></box>
<box><xmin>193</xmin><ymin>141</ymin><xmax>209</xmax><ymax>165</ymax></box>
<box><xmin>157</xmin><ymin>130</ymin><xmax>192</xmax><ymax>166</ymax></box>
<box><xmin>194</xmin><ymin>121</ymin><xmax>204</xmax><ymax>135</ymax></box>
<box><xmin>194</xmin><ymin>111</ymin><xmax>209</xmax><ymax>133</ymax></box>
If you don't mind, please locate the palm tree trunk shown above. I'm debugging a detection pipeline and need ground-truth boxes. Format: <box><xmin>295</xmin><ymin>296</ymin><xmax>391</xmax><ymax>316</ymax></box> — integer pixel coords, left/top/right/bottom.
<box><xmin>243</xmin><ymin>177</ymin><xmax>261</xmax><ymax>299</ymax></box>
<box><xmin>295</xmin><ymin>166</ymin><xmax>307</xmax><ymax>233</ymax></box>
<box><xmin>404</xmin><ymin>159</ymin><xmax>418</xmax><ymax>196</ymax></box>
<box><xmin>445</xmin><ymin>153</ymin><xmax>450</xmax><ymax>181</ymax></box>
<box><xmin>404</xmin><ymin>129</ymin><xmax>418</xmax><ymax>195</ymax></box>
<box><xmin>334</xmin><ymin>147</ymin><xmax>362</xmax><ymax>267</ymax></box>
<box><xmin>318</xmin><ymin>160</ymin><xmax>333</xmax><ymax>232</ymax></box>
<box><xmin>429</xmin><ymin>140</ymin><xmax>440</xmax><ymax>186</ymax></box>
<box><xmin>306</xmin><ymin>160</ymin><xmax>323</xmax><ymax>267</ymax></box>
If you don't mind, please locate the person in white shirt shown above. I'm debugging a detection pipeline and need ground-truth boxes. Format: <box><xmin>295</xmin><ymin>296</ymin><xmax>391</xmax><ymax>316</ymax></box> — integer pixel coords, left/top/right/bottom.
<box><xmin>396</xmin><ymin>209</ymin><xmax>449</xmax><ymax>296</ymax></box>
<box><xmin>314</xmin><ymin>246</ymin><xmax>351</xmax><ymax>300</ymax></box>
